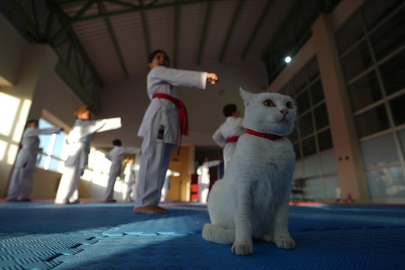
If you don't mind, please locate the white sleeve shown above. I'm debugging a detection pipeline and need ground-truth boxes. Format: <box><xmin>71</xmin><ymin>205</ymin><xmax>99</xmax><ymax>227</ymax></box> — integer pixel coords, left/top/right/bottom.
<box><xmin>149</xmin><ymin>66</ymin><xmax>208</xmax><ymax>90</ymax></box>
<box><xmin>105</xmin><ymin>152</ymin><xmax>112</xmax><ymax>161</ymax></box>
<box><xmin>123</xmin><ymin>147</ymin><xmax>141</xmax><ymax>155</ymax></box>
<box><xmin>206</xmin><ymin>160</ymin><xmax>222</xmax><ymax>167</ymax></box>
<box><xmin>236</xmin><ymin>117</ymin><xmax>245</xmax><ymax>131</ymax></box>
<box><xmin>26</xmin><ymin>127</ymin><xmax>62</xmax><ymax>137</ymax></box>
<box><xmin>88</xmin><ymin>118</ymin><xmax>122</xmax><ymax>134</ymax></box>
<box><xmin>212</xmin><ymin>129</ymin><xmax>226</xmax><ymax>148</ymax></box>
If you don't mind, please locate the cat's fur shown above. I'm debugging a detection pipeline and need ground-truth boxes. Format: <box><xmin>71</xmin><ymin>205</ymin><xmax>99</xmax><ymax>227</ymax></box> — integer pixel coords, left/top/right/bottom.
<box><xmin>202</xmin><ymin>88</ymin><xmax>297</xmax><ymax>256</ymax></box>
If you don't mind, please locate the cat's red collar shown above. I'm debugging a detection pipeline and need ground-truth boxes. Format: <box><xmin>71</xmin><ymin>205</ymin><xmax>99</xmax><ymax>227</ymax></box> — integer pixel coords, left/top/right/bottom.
<box><xmin>246</xmin><ymin>129</ymin><xmax>283</xmax><ymax>140</ymax></box>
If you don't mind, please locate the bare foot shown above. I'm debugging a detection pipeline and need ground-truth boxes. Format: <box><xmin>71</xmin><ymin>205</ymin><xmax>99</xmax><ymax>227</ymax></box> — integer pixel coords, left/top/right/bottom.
<box><xmin>133</xmin><ymin>205</ymin><xmax>167</xmax><ymax>215</ymax></box>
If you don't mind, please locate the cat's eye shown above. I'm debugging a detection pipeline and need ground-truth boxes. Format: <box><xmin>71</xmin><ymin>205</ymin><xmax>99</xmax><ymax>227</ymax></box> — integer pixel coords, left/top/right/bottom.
<box><xmin>286</xmin><ymin>101</ymin><xmax>293</xmax><ymax>109</ymax></box>
<box><xmin>263</xmin><ymin>99</ymin><xmax>275</xmax><ymax>107</ymax></box>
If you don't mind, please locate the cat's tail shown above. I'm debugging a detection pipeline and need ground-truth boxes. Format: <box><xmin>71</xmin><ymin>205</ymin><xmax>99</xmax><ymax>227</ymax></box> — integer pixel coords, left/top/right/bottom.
<box><xmin>202</xmin><ymin>223</ymin><xmax>235</xmax><ymax>245</ymax></box>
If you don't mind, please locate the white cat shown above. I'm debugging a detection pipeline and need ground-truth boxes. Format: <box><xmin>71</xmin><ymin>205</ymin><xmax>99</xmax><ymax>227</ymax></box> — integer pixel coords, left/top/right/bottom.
<box><xmin>202</xmin><ymin>88</ymin><xmax>297</xmax><ymax>256</ymax></box>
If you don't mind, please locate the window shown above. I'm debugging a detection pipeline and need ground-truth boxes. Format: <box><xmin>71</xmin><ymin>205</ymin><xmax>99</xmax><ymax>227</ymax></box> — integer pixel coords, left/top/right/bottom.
<box><xmin>348</xmin><ymin>71</ymin><xmax>382</xmax><ymax>112</ymax></box>
<box><xmin>37</xmin><ymin>119</ymin><xmax>67</xmax><ymax>173</ymax></box>
<box><xmin>389</xmin><ymin>93</ymin><xmax>405</xmax><ymax>126</ymax></box>
<box><xmin>355</xmin><ymin>104</ymin><xmax>390</xmax><ymax>138</ymax></box>
<box><xmin>313</xmin><ymin>104</ymin><xmax>329</xmax><ymax>130</ymax></box>
<box><xmin>336</xmin><ymin>12</ymin><xmax>365</xmax><ymax>54</ymax></box>
<box><xmin>366</xmin><ymin>167</ymin><xmax>405</xmax><ymax>197</ymax></box>
<box><xmin>341</xmin><ymin>41</ymin><xmax>373</xmax><ymax>81</ymax></box>
<box><xmin>369</xmin><ymin>6</ymin><xmax>405</xmax><ymax>61</ymax></box>
<box><xmin>379</xmin><ymin>48</ymin><xmax>405</xmax><ymax>96</ymax></box>
<box><xmin>278</xmin><ymin>57</ymin><xmax>337</xmax><ymax>200</ymax></box>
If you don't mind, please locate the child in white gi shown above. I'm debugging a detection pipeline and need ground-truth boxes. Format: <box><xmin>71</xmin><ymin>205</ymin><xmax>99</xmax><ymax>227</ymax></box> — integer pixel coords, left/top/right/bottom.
<box><xmin>6</xmin><ymin>120</ymin><xmax>62</xmax><ymax>202</ymax></box>
<box><xmin>123</xmin><ymin>157</ymin><xmax>136</xmax><ymax>202</ymax></box>
<box><xmin>197</xmin><ymin>156</ymin><xmax>221</xmax><ymax>203</ymax></box>
<box><xmin>212</xmin><ymin>104</ymin><xmax>244</xmax><ymax>168</ymax></box>
<box><xmin>104</xmin><ymin>139</ymin><xmax>140</xmax><ymax>203</ymax></box>
<box><xmin>55</xmin><ymin>106</ymin><xmax>121</xmax><ymax>204</ymax></box>
<box><xmin>134</xmin><ymin>49</ymin><xmax>219</xmax><ymax>214</ymax></box>
<box><xmin>160</xmin><ymin>169</ymin><xmax>180</xmax><ymax>202</ymax></box>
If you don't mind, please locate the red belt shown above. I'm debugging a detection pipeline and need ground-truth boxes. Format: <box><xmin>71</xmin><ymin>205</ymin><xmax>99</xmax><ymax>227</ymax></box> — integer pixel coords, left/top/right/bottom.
<box><xmin>153</xmin><ymin>93</ymin><xmax>189</xmax><ymax>137</ymax></box>
<box><xmin>226</xmin><ymin>136</ymin><xmax>239</xmax><ymax>143</ymax></box>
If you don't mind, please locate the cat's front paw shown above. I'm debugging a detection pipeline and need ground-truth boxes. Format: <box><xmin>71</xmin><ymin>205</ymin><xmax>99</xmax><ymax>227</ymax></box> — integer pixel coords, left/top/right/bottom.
<box><xmin>231</xmin><ymin>240</ymin><xmax>253</xmax><ymax>256</ymax></box>
<box><xmin>275</xmin><ymin>236</ymin><xmax>296</xmax><ymax>250</ymax></box>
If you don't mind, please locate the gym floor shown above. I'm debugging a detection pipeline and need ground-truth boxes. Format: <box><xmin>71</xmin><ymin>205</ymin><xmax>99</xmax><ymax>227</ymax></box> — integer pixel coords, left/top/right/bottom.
<box><xmin>0</xmin><ymin>201</ymin><xmax>404</xmax><ymax>269</ymax></box>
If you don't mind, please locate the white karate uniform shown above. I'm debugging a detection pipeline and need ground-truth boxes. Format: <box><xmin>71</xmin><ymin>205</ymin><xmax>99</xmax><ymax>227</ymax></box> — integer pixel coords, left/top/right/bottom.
<box><xmin>123</xmin><ymin>162</ymin><xmax>136</xmax><ymax>201</ymax></box>
<box><xmin>55</xmin><ymin>118</ymin><xmax>121</xmax><ymax>204</ymax></box>
<box><xmin>135</xmin><ymin>66</ymin><xmax>207</xmax><ymax>207</ymax></box>
<box><xmin>7</xmin><ymin>127</ymin><xmax>62</xmax><ymax>201</ymax></box>
<box><xmin>197</xmin><ymin>160</ymin><xmax>221</xmax><ymax>203</ymax></box>
<box><xmin>212</xmin><ymin>116</ymin><xmax>245</xmax><ymax>168</ymax></box>
<box><xmin>104</xmin><ymin>146</ymin><xmax>140</xmax><ymax>201</ymax></box>
<box><xmin>160</xmin><ymin>169</ymin><xmax>180</xmax><ymax>202</ymax></box>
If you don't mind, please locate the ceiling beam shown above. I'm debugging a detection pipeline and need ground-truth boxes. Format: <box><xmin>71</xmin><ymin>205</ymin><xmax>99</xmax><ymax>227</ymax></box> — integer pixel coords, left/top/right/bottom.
<box><xmin>240</xmin><ymin>0</ymin><xmax>273</xmax><ymax>60</ymax></box>
<box><xmin>173</xmin><ymin>0</ymin><xmax>180</xmax><ymax>68</ymax></box>
<box><xmin>6</xmin><ymin>0</ymin><xmax>43</xmax><ymax>40</ymax></box>
<box><xmin>49</xmin><ymin>0</ymin><xmax>105</xmax><ymax>86</ymax></box>
<box><xmin>7</xmin><ymin>0</ymin><xmax>101</xmax><ymax>110</ymax></box>
<box><xmin>139</xmin><ymin>0</ymin><xmax>151</xmax><ymax>57</ymax></box>
<box><xmin>104</xmin><ymin>0</ymin><xmax>138</xmax><ymax>9</ymax></box>
<box><xmin>219</xmin><ymin>0</ymin><xmax>244</xmax><ymax>62</ymax></box>
<box><xmin>72</xmin><ymin>0</ymin><xmax>226</xmax><ymax>23</ymax></box>
<box><xmin>197</xmin><ymin>0</ymin><xmax>213</xmax><ymax>65</ymax></box>
<box><xmin>261</xmin><ymin>0</ymin><xmax>303</xmax><ymax>60</ymax></box>
<box><xmin>51</xmin><ymin>0</ymin><xmax>96</xmax><ymax>42</ymax></box>
<box><xmin>97</xmin><ymin>0</ymin><xmax>129</xmax><ymax>78</ymax></box>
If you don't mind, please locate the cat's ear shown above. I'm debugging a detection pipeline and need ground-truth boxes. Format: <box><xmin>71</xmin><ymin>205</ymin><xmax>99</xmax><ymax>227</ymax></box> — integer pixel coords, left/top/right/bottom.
<box><xmin>239</xmin><ymin>87</ymin><xmax>253</xmax><ymax>107</ymax></box>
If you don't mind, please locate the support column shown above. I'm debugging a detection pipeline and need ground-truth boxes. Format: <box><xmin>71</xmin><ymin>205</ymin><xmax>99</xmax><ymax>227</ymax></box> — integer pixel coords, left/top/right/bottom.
<box><xmin>312</xmin><ymin>14</ymin><xmax>370</xmax><ymax>202</ymax></box>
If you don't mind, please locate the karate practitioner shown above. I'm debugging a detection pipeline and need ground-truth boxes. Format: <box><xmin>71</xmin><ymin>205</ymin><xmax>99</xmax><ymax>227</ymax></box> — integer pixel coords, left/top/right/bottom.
<box><xmin>212</xmin><ymin>104</ymin><xmax>245</xmax><ymax>168</ymax></box>
<box><xmin>103</xmin><ymin>139</ymin><xmax>140</xmax><ymax>203</ymax></box>
<box><xmin>123</xmin><ymin>157</ymin><xmax>136</xmax><ymax>202</ymax></box>
<box><xmin>55</xmin><ymin>106</ymin><xmax>121</xmax><ymax>204</ymax></box>
<box><xmin>197</xmin><ymin>157</ymin><xmax>221</xmax><ymax>204</ymax></box>
<box><xmin>6</xmin><ymin>120</ymin><xmax>62</xmax><ymax>202</ymax></box>
<box><xmin>160</xmin><ymin>169</ymin><xmax>180</xmax><ymax>202</ymax></box>
<box><xmin>134</xmin><ymin>49</ymin><xmax>218</xmax><ymax>214</ymax></box>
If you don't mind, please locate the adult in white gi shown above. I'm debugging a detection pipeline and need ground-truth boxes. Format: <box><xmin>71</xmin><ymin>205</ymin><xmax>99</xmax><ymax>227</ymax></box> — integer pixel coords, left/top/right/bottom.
<box><xmin>212</xmin><ymin>104</ymin><xmax>245</xmax><ymax>168</ymax></box>
<box><xmin>160</xmin><ymin>169</ymin><xmax>180</xmax><ymax>202</ymax></box>
<box><xmin>55</xmin><ymin>107</ymin><xmax>121</xmax><ymax>204</ymax></box>
<box><xmin>6</xmin><ymin>120</ymin><xmax>62</xmax><ymax>202</ymax></box>
<box><xmin>197</xmin><ymin>157</ymin><xmax>222</xmax><ymax>203</ymax></box>
<box><xmin>134</xmin><ymin>50</ymin><xmax>218</xmax><ymax>214</ymax></box>
<box><xmin>103</xmin><ymin>139</ymin><xmax>140</xmax><ymax>202</ymax></box>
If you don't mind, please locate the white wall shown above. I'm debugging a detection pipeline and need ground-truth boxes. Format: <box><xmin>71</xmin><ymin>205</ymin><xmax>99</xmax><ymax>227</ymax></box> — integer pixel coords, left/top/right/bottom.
<box><xmin>91</xmin><ymin>59</ymin><xmax>267</xmax><ymax>148</ymax></box>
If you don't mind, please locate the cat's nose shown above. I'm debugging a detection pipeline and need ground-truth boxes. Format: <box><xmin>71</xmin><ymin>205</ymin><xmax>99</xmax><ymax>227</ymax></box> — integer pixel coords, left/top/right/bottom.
<box><xmin>280</xmin><ymin>109</ymin><xmax>288</xmax><ymax>115</ymax></box>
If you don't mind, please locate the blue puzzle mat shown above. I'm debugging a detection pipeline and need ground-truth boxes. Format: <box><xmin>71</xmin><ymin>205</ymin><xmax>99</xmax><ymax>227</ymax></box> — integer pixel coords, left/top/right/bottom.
<box><xmin>0</xmin><ymin>202</ymin><xmax>404</xmax><ymax>269</ymax></box>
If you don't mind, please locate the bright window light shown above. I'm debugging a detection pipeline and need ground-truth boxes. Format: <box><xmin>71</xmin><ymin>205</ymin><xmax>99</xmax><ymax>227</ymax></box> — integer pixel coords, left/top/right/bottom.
<box><xmin>0</xmin><ymin>93</ymin><xmax>20</xmax><ymax>137</ymax></box>
<box><xmin>285</xmin><ymin>56</ymin><xmax>292</xmax><ymax>63</ymax></box>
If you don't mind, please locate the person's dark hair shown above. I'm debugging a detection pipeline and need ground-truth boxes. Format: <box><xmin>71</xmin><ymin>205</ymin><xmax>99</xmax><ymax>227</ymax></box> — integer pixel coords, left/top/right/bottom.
<box><xmin>223</xmin><ymin>104</ymin><xmax>237</xmax><ymax>117</ymax></box>
<box><xmin>26</xmin><ymin>119</ymin><xmax>39</xmax><ymax>127</ymax></box>
<box><xmin>113</xmin><ymin>139</ymin><xmax>122</xmax><ymax>146</ymax></box>
<box><xmin>148</xmin><ymin>49</ymin><xmax>170</xmax><ymax>65</ymax></box>
<box><xmin>74</xmin><ymin>106</ymin><xmax>90</xmax><ymax>118</ymax></box>
<box><xmin>199</xmin><ymin>155</ymin><xmax>208</xmax><ymax>166</ymax></box>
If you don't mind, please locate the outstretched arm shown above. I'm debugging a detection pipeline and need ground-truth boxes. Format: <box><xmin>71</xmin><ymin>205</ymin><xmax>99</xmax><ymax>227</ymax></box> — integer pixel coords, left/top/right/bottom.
<box><xmin>204</xmin><ymin>160</ymin><xmax>222</xmax><ymax>167</ymax></box>
<box><xmin>25</xmin><ymin>127</ymin><xmax>62</xmax><ymax>137</ymax></box>
<box><xmin>212</xmin><ymin>129</ymin><xmax>226</xmax><ymax>148</ymax></box>
<box><xmin>88</xmin><ymin>117</ymin><xmax>122</xmax><ymax>134</ymax></box>
<box><xmin>149</xmin><ymin>66</ymin><xmax>217</xmax><ymax>89</ymax></box>
<box><xmin>123</xmin><ymin>147</ymin><xmax>141</xmax><ymax>155</ymax></box>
